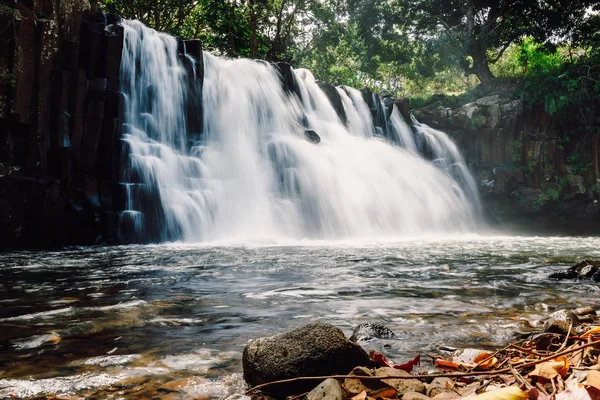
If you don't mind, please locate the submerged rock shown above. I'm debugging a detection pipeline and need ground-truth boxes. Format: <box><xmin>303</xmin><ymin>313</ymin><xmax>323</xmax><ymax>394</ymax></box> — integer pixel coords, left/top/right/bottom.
<box><xmin>549</xmin><ymin>260</ymin><xmax>600</xmax><ymax>281</ymax></box>
<box><xmin>242</xmin><ymin>322</ymin><xmax>369</xmax><ymax>396</ymax></box>
<box><xmin>349</xmin><ymin>322</ymin><xmax>395</xmax><ymax>342</ymax></box>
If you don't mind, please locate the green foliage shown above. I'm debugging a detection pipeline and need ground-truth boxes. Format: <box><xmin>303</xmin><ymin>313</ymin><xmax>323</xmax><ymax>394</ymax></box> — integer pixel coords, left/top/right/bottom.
<box><xmin>470</xmin><ymin>114</ymin><xmax>486</xmax><ymax>130</ymax></box>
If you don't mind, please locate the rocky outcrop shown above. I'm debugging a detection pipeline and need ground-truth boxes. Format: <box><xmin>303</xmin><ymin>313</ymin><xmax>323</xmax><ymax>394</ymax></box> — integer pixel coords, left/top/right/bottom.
<box><xmin>0</xmin><ymin>1</ymin><xmax>126</xmax><ymax>248</ymax></box>
<box><xmin>242</xmin><ymin>322</ymin><xmax>370</xmax><ymax>396</ymax></box>
<box><xmin>414</xmin><ymin>88</ymin><xmax>600</xmax><ymax>230</ymax></box>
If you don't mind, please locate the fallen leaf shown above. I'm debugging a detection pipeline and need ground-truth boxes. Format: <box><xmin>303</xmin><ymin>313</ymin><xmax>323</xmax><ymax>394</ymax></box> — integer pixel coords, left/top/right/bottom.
<box><xmin>369</xmin><ymin>351</ymin><xmax>392</xmax><ymax>368</ymax></box>
<box><xmin>582</xmin><ymin>328</ymin><xmax>600</xmax><ymax>338</ymax></box>
<box><xmin>556</xmin><ymin>380</ymin><xmax>592</xmax><ymax>400</ymax></box>
<box><xmin>435</xmin><ymin>359</ymin><xmax>462</xmax><ymax>370</ymax></box>
<box><xmin>475</xmin><ymin>386</ymin><xmax>528</xmax><ymax>400</ymax></box>
<box><xmin>587</xmin><ymin>370</ymin><xmax>600</xmax><ymax>391</ymax></box>
<box><xmin>48</xmin><ymin>332</ymin><xmax>61</xmax><ymax>344</ymax></box>
<box><xmin>394</xmin><ymin>353</ymin><xmax>420</xmax><ymax>372</ymax></box>
<box><xmin>350</xmin><ymin>390</ymin><xmax>368</xmax><ymax>400</ymax></box>
<box><xmin>473</xmin><ymin>352</ymin><xmax>498</xmax><ymax>370</ymax></box>
<box><xmin>370</xmin><ymin>387</ymin><xmax>397</xmax><ymax>398</ymax></box>
<box><xmin>529</xmin><ymin>358</ymin><xmax>568</xmax><ymax>379</ymax></box>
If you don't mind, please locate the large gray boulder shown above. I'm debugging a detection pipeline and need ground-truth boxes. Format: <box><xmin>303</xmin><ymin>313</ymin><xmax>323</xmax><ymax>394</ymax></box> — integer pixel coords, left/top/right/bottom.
<box><xmin>242</xmin><ymin>322</ymin><xmax>370</xmax><ymax>396</ymax></box>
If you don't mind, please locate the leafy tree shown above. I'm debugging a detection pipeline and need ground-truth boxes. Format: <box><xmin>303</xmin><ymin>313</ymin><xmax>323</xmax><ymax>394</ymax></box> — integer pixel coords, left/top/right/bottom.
<box><xmin>407</xmin><ymin>0</ymin><xmax>600</xmax><ymax>87</ymax></box>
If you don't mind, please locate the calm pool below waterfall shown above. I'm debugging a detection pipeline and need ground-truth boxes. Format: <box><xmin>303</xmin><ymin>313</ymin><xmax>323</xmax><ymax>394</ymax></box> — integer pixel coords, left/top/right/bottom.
<box><xmin>1</xmin><ymin>235</ymin><xmax>600</xmax><ymax>398</ymax></box>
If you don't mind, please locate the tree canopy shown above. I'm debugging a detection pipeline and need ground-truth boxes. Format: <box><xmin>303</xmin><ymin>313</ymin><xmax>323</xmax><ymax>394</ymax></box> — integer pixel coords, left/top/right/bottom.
<box><xmin>98</xmin><ymin>0</ymin><xmax>600</xmax><ymax>93</ymax></box>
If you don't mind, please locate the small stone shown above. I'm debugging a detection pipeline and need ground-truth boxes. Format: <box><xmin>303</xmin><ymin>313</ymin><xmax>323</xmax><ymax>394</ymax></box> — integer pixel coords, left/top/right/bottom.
<box><xmin>432</xmin><ymin>392</ymin><xmax>460</xmax><ymax>400</ymax></box>
<box><xmin>550</xmin><ymin>309</ymin><xmax>580</xmax><ymax>326</ymax></box>
<box><xmin>374</xmin><ymin>367</ymin><xmax>426</xmax><ymax>395</ymax></box>
<box><xmin>306</xmin><ymin>378</ymin><xmax>345</xmax><ymax>400</ymax></box>
<box><xmin>426</xmin><ymin>378</ymin><xmax>454</xmax><ymax>398</ymax></box>
<box><xmin>403</xmin><ymin>392</ymin><xmax>432</xmax><ymax>400</ymax></box>
<box><xmin>573</xmin><ymin>307</ymin><xmax>596</xmax><ymax>316</ymax></box>
<box><xmin>544</xmin><ymin>318</ymin><xmax>573</xmax><ymax>335</ymax></box>
<box><xmin>344</xmin><ymin>367</ymin><xmax>386</xmax><ymax>395</ymax></box>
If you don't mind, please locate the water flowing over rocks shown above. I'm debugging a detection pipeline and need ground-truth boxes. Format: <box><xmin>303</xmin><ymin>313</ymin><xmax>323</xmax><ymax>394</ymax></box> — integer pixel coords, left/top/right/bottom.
<box><xmin>1</xmin><ymin>11</ymin><xmax>481</xmax><ymax>248</ymax></box>
<box><xmin>242</xmin><ymin>322</ymin><xmax>370</xmax><ymax>396</ymax></box>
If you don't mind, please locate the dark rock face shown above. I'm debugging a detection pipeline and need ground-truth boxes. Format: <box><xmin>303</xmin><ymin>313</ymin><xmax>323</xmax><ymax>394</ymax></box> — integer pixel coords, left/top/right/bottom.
<box><xmin>0</xmin><ymin>1</ymin><xmax>127</xmax><ymax>249</ymax></box>
<box><xmin>412</xmin><ymin>90</ymin><xmax>600</xmax><ymax>231</ymax></box>
<box><xmin>349</xmin><ymin>322</ymin><xmax>395</xmax><ymax>342</ymax></box>
<box><xmin>242</xmin><ymin>322</ymin><xmax>370</xmax><ymax>396</ymax></box>
<box><xmin>304</xmin><ymin>129</ymin><xmax>321</xmax><ymax>144</ymax></box>
<box><xmin>318</xmin><ymin>82</ymin><xmax>348</xmax><ymax>125</ymax></box>
<box><xmin>549</xmin><ymin>260</ymin><xmax>600</xmax><ymax>281</ymax></box>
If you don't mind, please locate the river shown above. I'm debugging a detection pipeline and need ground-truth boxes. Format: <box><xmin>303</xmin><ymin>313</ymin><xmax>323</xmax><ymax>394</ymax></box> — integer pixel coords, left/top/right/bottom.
<box><xmin>1</xmin><ymin>234</ymin><xmax>599</xmax><ymax>398</ymax></box>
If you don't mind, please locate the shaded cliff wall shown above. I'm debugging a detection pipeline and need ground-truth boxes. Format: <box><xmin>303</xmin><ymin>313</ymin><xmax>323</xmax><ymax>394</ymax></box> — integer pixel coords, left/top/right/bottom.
<box><xmin>0</xmin><ymin>1</ymin><xmax>126</xmax><ymax>248</ymax></box>
<box><xmin>414</xmin><ymin>92</ymin><xmax>600</xmax><ymax>230</ymax></box>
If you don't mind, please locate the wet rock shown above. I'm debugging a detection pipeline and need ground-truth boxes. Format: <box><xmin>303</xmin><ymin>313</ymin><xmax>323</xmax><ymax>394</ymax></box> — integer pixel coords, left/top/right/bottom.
<box><xmin>350</xmin><ymin>322</ymin><xmax>395</xmax><ymax>342</ymax></box>
<box><xmin>159</xmin><ymin>376</ymin><xmax>205</xmax><ymax>392</ymax></box>
<box><xmin>544</xmin><ymin>319</ymin><xmax>573</xmax><ymax>336</ymax></box>
<box><xmin>550</xmin><ymin>309</ymin><xmax>580</xmax><ymax>325</ymax></box>
<box><xmin>374</xmin><ymin>367</ymin><xmax>426</xmax><ymax>395</ymax></box>
<box><xmin>242</xmin><ymin>322</ymin><xmax>369</xmax><ymax>396</ymax></box>
<box><xmin>549</xmin><ymin>261</ymin><xmax>600</xmax><ymax>281</ymax></box>
<box><xmin>306</xmin><ymin>378</ymin><xmax>345</xmax><ymax>400</ymax></box>
<box><xmin>318</xmin><ymin>82</ymin><xmax>347</xmax><ymax>125</ymax></box>
<box><xmin>304</xmin><ymin>130</ymin><xmax>321</xmax><ymax>144</ymax></box>
<box><xmin>573</xmin><ymin>307</ymin><xmax>596</xmax><ymax>316</ymax></box>
<box><xmin>544</xmin><ymin>309</ymin><xmax>580</xmax><ymax>335</ymax></box>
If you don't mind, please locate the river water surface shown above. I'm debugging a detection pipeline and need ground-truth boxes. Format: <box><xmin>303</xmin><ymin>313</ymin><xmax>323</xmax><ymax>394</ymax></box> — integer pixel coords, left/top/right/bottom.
<box><xmin>1</xmin><ymin>235</ymin><xmax>600</xmax><ymax>398</ymax></box>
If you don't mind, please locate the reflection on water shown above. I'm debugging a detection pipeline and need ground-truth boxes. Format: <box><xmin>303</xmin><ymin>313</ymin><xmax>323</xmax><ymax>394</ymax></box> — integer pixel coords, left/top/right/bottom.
<box><xmin>1</xmin><ymin>235</ymin><xmax>600</xmax><ymax>398</ymax></box>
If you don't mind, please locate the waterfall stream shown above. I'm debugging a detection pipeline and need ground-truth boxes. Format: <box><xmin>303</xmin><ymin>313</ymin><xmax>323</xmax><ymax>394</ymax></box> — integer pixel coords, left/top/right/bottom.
<box><xmin>120</xmin><ymin>20</ymin><xmax>481</xmax><ymax>243</ymax></box>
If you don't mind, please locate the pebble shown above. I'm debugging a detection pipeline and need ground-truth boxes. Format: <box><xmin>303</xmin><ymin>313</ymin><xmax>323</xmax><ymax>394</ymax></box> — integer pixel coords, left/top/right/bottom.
<box><xmin>374</xmin><ymin>367</ymin><xmax>426</xmax><ymax>395</ymax></box>
<box><xmin>306</xmin><ymin>378</ymin><xmax>345</xmax><ymax>400</ymax></box>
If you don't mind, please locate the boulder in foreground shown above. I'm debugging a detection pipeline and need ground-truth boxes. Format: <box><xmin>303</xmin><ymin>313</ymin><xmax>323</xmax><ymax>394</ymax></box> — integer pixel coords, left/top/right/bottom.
<box><xmin>242</xmin><ymin>322</ymin><xmax>370</xmax><ymax>396</ymax></box>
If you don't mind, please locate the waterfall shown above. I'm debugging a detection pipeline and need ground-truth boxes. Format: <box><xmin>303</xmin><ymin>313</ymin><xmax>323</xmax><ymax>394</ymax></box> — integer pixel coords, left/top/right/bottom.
<box><xmin>119</xmin><ymin>20</ymin><xmax>481</xmax><ymax>243</ymax></box>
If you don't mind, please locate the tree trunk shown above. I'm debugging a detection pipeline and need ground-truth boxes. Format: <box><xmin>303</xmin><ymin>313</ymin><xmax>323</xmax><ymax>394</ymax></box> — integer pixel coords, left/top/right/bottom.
<box><xmin>470</xmin><ymin>43</ymin><xmax>496</xmax><ymax>89</ymax></box>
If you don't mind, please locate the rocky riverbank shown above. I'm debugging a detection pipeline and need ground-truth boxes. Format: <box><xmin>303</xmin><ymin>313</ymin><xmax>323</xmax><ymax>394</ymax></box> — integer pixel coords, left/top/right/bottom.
<box><xmin>242</xmin><ymin>306</ymin><xmax>600</xmax><ymax>400</ymax></box>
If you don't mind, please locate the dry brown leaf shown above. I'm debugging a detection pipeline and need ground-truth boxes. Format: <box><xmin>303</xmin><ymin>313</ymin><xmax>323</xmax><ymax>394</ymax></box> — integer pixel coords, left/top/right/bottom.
<box><xmin>350</xmin><ymin>390</ymin><xmax>368</xmax><ymax>400</ymax></box>
<box><xmin>587</xmin><ymin>370</ymin><xmax>600</xmax><ymax>391</ymax></box>
<box><xmin>370</xmin><ymin>387</ymin><xmax>397</xmax><ymax>398</ymax></box>
<box><xmin>474</xmin><ymin>386</ymin><xmax>528</xmax><ymax>400</ymax></box>
<box><xmin>529</xmin><ymin>359</ymin><xmax>568</xmax><ymax>379</ymax></box>
<box><xmin>473</xmin><ymin>352</ymin><xmax>498</xmax><ymax>370</ymax></box>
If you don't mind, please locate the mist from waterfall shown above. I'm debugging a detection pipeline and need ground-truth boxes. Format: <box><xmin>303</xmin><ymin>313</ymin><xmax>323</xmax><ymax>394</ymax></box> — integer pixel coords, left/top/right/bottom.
<box><xmin>120</xmin><ymin>20</ymin><xmax>481</xmax><ymax>243</ymax></box>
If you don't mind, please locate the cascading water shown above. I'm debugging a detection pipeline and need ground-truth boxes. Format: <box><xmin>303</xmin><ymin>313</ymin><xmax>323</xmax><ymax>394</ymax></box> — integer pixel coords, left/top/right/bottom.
<box><xmin>119</xmin><ymin>20</ymin><xmax>482</xmax><ymax>243</ymax></box>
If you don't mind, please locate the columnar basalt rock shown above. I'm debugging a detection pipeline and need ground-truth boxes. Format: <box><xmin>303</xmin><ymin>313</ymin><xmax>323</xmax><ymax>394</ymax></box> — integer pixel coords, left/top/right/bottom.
<box><xmin>0</xmin><ymin>1</ymin><xmax>126</xmax><ymax>248</ymax></box>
